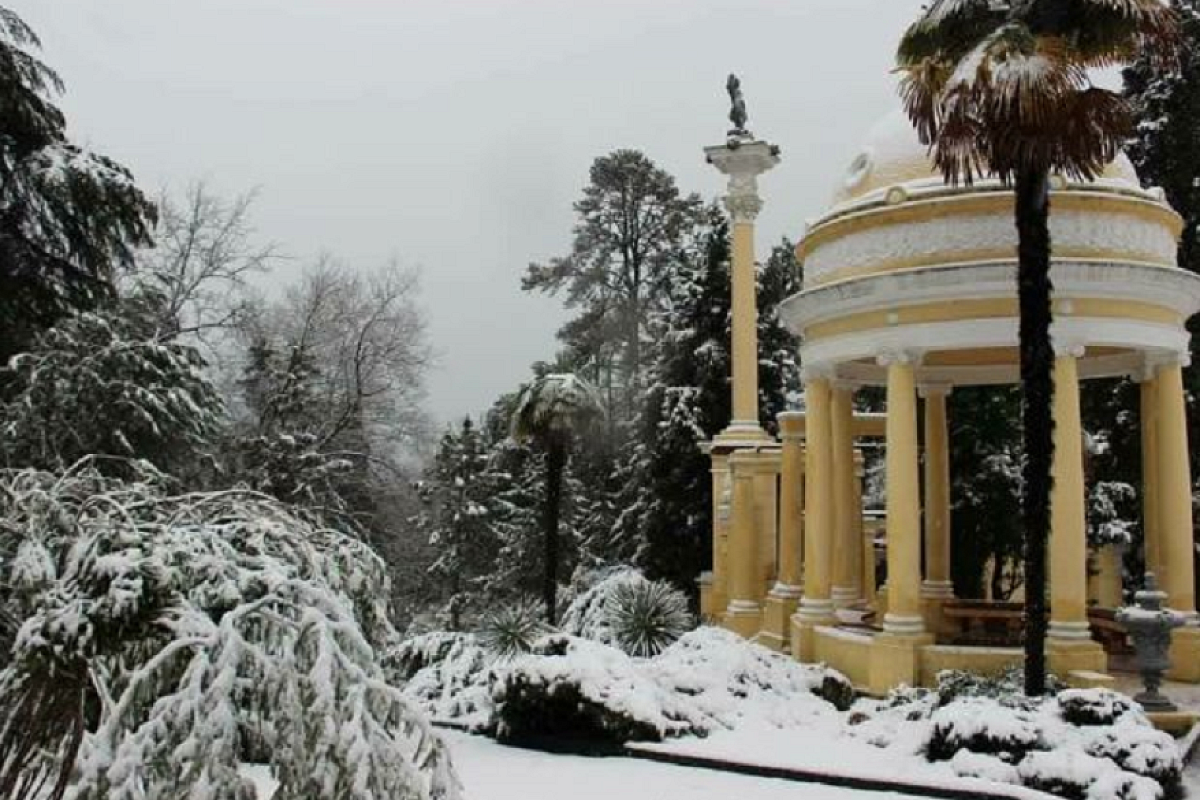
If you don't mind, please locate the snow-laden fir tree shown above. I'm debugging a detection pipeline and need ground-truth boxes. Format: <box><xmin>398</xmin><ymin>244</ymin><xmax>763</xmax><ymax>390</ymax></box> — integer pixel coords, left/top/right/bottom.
<box><xmin>0</xmin><ymin>7</ymin><xmax>156</xmax><ymax>364</ymax></box>
<box><xmin>612</xmin><ymin>206</ymin><xmax>801</xmax><ymax>597</ymax></box>
<box><xmin>416</xmin><ymin>418</ymin><xmax>498</xmax><ymax>629</ymax></box>
<box><xmin>0</xmin><ymin>464</ymin><xmax>460</xmax><ymax>800</ymax></box>
<box><xmin>0</xmin><ymin>294</ymin><xmax>223</xmax><ymax>479</ymax></box>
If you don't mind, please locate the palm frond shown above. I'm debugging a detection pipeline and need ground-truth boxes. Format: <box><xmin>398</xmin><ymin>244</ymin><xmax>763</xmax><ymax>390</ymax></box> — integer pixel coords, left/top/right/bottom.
<box><xmin>510</xmin><ymin>374</ymin><xmax>603</xmax><ymax>444</ymax></box>
<box><xmin>1055</xmin><ymin>0</ymin><xmax>1180</xmax><ymax>71</ymax></box>
<box><xmin>898</xmin><ymin>0</ymin><xmax>1003</xmax><ymax>66</ymax></box>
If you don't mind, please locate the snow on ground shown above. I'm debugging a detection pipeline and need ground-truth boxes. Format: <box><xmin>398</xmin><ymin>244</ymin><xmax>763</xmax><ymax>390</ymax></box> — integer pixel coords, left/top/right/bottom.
<box><xmin>441</xmin><ymin>729</ymin><xmax>926</xmax><ymax>800</ymax></box>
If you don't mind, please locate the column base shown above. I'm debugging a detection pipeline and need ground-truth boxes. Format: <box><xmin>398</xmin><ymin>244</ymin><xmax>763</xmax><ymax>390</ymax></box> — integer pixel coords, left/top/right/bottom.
<box><xmin>1047</xmin><ymin>636</ymin><xmax>1108</xmax><ymax>679</ymax></box>
<box><xmin>699</xmin><ymin>571</ymin><xmax>715</xmax><ymax>621</ymax></box>
<box><xmin>920</xmin><ymin>590</ymin><xmax>956</xmax><ymax>639</ymax></box>
<box><xmin>832</xmin><ymin>586</ymin><xmax>861</xmax><ymax>610</ymax></box>
<box><xmin>723</xmin><ymin>601</ymin><xmax>762</xmax><ymax>640</ymax></box>
<box><xmin>1168</xmin><ymin>626</ymin><xmax>1200</xmax><ymax>683</ymax></box>
<box><xmin>868</xmin><ymin>631</ymin><xmax>934</xmax><ymax>696</ymax></box>
<box><xmin>759</xmin><ymin>584</ymin><xmax>802</xmax><ymax>652</ymax></box>
<box><xmin>713</xmin><ymin>423</ymin><xmax>772</xmax><ymax>449</ymax></box>
<box><xmin>882</xmin><ymin>612</ymin><xmax>926</xmax><ymax>637</ymax></box>
<box><xmin>791</xmin><ymin>598</ymin><xmax>836</xmax><ymax>662</ymax></box>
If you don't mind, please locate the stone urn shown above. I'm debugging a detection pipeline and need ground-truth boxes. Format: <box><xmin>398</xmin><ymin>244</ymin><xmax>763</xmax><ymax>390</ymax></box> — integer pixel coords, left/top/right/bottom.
<box><xmin>1116</xmin><ymin>573</ymin><xmax>1186</xmax><ymax>713</ymax></box>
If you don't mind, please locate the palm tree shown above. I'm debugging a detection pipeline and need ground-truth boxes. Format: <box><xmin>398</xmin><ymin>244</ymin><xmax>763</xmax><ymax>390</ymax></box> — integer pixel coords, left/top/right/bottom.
<box><xmin>511</xmin><ymin>373</ymin><xmax>603</xmax><ymax>624</ymax></box>
<box><xmin>897</xmin><ymin>0</ymin><xmax>1177</xmax><ymax>696</ymax></box>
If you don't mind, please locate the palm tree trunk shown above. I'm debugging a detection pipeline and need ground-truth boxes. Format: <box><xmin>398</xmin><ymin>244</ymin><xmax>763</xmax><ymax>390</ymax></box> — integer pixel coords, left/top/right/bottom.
<box><xmin>1015</xmin><ymin>165</ymin><xmax>1054</xmax><ymax>697</ymax></box>
<box><xmin>543</xmin><ymin>439</ymin><xmax>566</xmax><ymax>625</ymax></box>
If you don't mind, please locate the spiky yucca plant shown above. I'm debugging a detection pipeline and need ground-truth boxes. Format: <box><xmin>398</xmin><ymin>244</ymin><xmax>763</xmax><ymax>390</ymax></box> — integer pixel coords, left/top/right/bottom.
<box><xmin>478</xmin><ymin>598</ymin><xmax>550</xmax><ymax>659</ymax></box>
<box><xmin>608</xmin><ymin>580</ymin><xmax>692</xmax><ymax>658</ymax></box>
<box><xmin>897</xmin><ymin>0</ymin><xmax>1178</xmax><ymax>696</ymax></box>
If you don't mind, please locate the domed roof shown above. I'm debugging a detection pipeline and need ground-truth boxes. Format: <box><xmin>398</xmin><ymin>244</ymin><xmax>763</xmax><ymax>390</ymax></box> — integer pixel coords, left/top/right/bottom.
<box><xmin>829</xmin><ymin>109</ymin><xmax>1145</xmax><ymax>212</ymax></box>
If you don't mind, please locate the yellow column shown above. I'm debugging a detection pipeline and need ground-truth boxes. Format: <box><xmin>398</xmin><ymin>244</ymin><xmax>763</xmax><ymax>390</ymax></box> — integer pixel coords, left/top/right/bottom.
<box><xmin>705</xmin><ymin>140</ymin><xmax>778</xmax><ymax>443</ymax></box>
<box><xmin>882</xmin><ymin>356</ymin><xmax>924</xmax><ymax>636</ymax></box>
<box><xmin>1156</xmin><ymin>360</ymin><xmax>1197</xmax><ymax>620</ymax></box>
<box><xmin>921</xmin><ymin>385</ymin><xmax>954</xmax><ymax>601</ymax></box>
<box><xmin>868</xmin><ymin>352</ymin><xmax>933</xmax><ymax>696</ymax></box>
<box><xmin>761</xmin><ymin>412</ymin><xmax>805</xmax><ymax>651</ymax></box>
<box><xmin>1094</xmin><ymin>544</ymin><xmax>1123</xmax><ymax>609</ymax></box>
<box><xmin>1048</xmin><ymin>351</ymin><xmax>1091</xmax><ymax>643</ymax></box>
<box><xmin>724</xmin><ymin>451</ymin><xmax>762</xmax><ymax>638</ymax></box>
<box><xmin>1156</xmin><ymin>356</ymin><xmax>1200</xmax><ymax>681</ymax></box>
<box><xmin>1045</xmin><ymin>347</ymin><xmax>1107</xmax><ymax>677</ymax></box>
<box><xmin>792</xmin><ymin>373</ymin><xmax>835</xmax><ymax>661</ymax></box>
<box><xmin>730</xmin><ymin>221</ymin><xmax>758</xmax><ymax>429</ymax></box>
<box><xmin>832</xmin><ymin>385</ymin><xmax>860</xmax><ymax>608</ymax></box>
<box><xmin>1140</xmin><ymin>375</ymin><xmax>1162</xmax><ymax>580</ymax></box>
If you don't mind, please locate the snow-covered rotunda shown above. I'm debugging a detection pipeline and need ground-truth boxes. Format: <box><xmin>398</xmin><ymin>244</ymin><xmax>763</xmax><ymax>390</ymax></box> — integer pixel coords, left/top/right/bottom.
<box><xmin>703</xmin><ymin>109</ymin><xmax>1200</xmax><ymax>695</ymax></box>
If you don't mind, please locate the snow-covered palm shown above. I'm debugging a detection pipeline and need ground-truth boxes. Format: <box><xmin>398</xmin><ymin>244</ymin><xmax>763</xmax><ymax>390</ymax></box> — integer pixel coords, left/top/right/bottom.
<box><xmin>897</xmin><ymin>0</ymin><xmax>1178</xmax><ymax>696</ymax></box>
<box><xmin>0</xmin><ymin>465</ymin><xmax>459</xmax><ymax>800</ymax></box>
<box><xmin>510</xmin><ymin>374</ymin><xmax>602</xmax><ymax>624</ymax></box>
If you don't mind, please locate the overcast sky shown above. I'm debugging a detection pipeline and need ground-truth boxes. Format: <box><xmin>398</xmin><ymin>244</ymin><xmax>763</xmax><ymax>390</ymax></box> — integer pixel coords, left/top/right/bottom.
<box><xmin>21</xmin><ymin>0</ymin><xmax>929</xmax><ymax>426</ymax></box>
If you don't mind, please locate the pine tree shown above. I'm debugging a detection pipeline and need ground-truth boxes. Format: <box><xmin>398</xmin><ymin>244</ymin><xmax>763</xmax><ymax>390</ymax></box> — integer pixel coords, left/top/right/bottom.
<box><xmin>523</xmin><ymin>150</ymin><xmax>703</xmax><ymax>429</ymax></box>
<box><xmin>0</xmin><ymin>7</ymin><xmax>156</xmax><ymax>364</ymax></box>
<box><xmin>417</xmin><ymin>418</ymin><xmax>497</xmax><ymax>629</ymax></box>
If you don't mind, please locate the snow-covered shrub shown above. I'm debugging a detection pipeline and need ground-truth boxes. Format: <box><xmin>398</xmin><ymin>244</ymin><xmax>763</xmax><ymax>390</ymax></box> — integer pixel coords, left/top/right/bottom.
<box><xmin>389</xmin><ymin>632</ymin><xmax>477</xmax><ymax>682</ymax></box>
<box><xmin>647</xmin><ymin>627</ymin><xmax>847</xmax><ymax>729</ymax></box>
<box><xmin>1017</xmin><ymin>749</ymin><xmax>1158</xmax><ymax>800</ymax></box>
<box><xmin>477</xmin><ymin>597</ymin><xmax>550</xmax><ymax>659</ymax></box>
<box><xmin>607</xmin><ymin>579</ymin><xmax>691</xmax><ymax>657</ymax></box>
<box><xmin>396</xmin><ymin>633</ymin><xmax>496</xmax><ymax>733</ymax></box>
<box><xmin>0</xmin><ymin>466</ymin><xmax>460</xmax><ymax>800</ymax></box>
<box><xmin>925</xmin><ymin>697</ymin><xmax>1043</xmax><ymax>762</ymax></box>
<box><xmin>1084</xmin><ymin>718</ymin><xmax>1182</xmax><ymax>796</ymax></box>
<box><xmin>935</xmin><ymin>666</ymin><xmax>1062</xmax><ymax>708</ymax></box>
<box><xmin>844</xmin><ymin>687</ymin><xmax>939</xmax><ymax>752</ymax></box>
<box><xmin>492</xmin><ymin>634</ymin><xmax>691</xmax><ymax>750</ymax></box>
<box><xmin>1056</xmin><ymin>688</ymin><xmax>1136</xmax><ymax>726</ymax></box>
<box><xmin>948</xmin><ymin>750</ymin><xmax>1020</xmax><ymax>784</ymax></box>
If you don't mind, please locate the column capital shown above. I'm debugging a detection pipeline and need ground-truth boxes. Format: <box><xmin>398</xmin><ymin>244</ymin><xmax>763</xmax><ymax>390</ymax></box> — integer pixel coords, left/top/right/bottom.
<box><xmin>801</xmin><ymin>363</ymin><xmax>837</xmax><ymax>383</ymax></box>
<box><xmin>832</xmin><ymin>378</ymin><xmax>863</xmax><ymax>394</ymax></box>
<box><xmin>777</xmin><ymin>411</ymin><xmax>806</xmax><ymax>441</ymax></box>
<box><xmin>918</xmin><ymin>382</ymin><xmax>953</xmax><ymax>399</ymax></box>
<box><xmin>1133</xmin><ymin>350</ymin><xmax>1191</xmax><ymax>382</ymax></box>
<box><xmin>1052</xmin><ymin>339</ymin><xmax>1087</xmax><ymax>359</ymax></box>
<box><xmin>876</xmin><ymin>348</ymin><xmax>923</xmax><ymax>367</ymax></box>
<box><xmin>705</xmin><ymin>140</ymin><xmax>781</xmax><ymax>224</ymax></box>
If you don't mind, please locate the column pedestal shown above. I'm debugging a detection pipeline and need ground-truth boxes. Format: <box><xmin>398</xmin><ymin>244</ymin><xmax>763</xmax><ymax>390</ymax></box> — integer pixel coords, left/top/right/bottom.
<box><xmin>724</xmin><ymin>451</ymin><xmax>762</xmax><ymax>639</ymax></box>
<box><xmin>868</xmin><ymin>632</ymin><xmax>935</xmax><ymax>697</ymax></box>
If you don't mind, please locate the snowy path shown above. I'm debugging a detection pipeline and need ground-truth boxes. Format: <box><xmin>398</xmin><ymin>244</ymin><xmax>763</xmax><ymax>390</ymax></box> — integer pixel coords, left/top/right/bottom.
<box><xmin>442</xmin><ymin>730</ymin><xmax>926</xmax><ymax>800</ymax></box>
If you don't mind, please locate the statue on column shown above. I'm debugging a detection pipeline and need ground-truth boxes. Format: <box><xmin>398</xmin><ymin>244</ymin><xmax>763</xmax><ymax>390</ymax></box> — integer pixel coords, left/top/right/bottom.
<box><xmin>727</xmin><ymin>73</ymin><xmax>749</xmax><ymax>137</ymax></box>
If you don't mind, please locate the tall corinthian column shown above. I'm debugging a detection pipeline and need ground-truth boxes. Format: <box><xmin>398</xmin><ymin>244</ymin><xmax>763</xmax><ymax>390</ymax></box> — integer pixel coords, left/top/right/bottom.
<box><xmin>705</xmin><ymin>138</ymin><xmax>780</xmax><ymax>444</ymax></box>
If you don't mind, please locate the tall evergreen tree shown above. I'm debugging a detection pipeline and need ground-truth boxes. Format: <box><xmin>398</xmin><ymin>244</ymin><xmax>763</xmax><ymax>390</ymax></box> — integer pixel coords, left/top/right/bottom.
<box><xmin>416</xmin><ymin>418</ymin><xmax>497</xmax><ymax>629</ymax></box>
<box><xmin>0</xmin><ymin>7</ymin><xmax>156</xmax><ymax>363</ymax></box>
<box><xmin>523</xmin><ymin>150</ymin><xmax>703</xmax><ymax>428</ymax></box>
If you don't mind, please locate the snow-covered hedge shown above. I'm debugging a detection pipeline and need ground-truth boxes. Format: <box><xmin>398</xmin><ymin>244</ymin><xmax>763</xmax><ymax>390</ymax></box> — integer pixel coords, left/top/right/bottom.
<box><xmin>0</xmin><ymin>465</ymin><xmax>461</xmax><ymax>800</ymax></box>
<box><xmin>402</xmin><ymin>623</ymin><xmax>849</xmax><ymax>751</ymax></box>
<box><xmin>851</xmin><ymin>681</ymin><xmax>1182</xmax><ymax>800</ymax></box>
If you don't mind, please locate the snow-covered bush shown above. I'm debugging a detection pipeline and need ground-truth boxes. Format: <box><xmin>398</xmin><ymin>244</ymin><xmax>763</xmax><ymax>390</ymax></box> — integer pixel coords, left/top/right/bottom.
<box><xmin>935</xmin><ymin>666</ymin><xmax>1062</xmax><ymax>708</ymax></box>
<box><xmin>1084</xmin><ymin>717</ymin><xmax>1182</xmax><ymax>795</ymax></box>
<box><xmin>1017</xmin><ymin>749</ymin><xmax>1159</xmax><ymax>800</ymax></box>
<box><xmin>396</xmin><ymin>633</ymin><xmax>496</xmax><ymax>733</ymax></box>
<box><xmin>492</xmin><ymin>634</ymin><xmax>690</xmax><ymax>750</ymax></box>
<box><xmin>477</xmin><ymin>597</ymin><xmax>550</xmax><ymax>659</ymax></box>
<box><xmin>1056</xmin><ymin>688</ymin><xmax>1136</xmax><ymax>727</ymax></box>
<box><xmin>0</xmin><ymin>465</ymin><xmax>460</xmax><ymax>800</ymax></box>
<box><xmin>648</xmin><ymin>627</ymin><xmax>849</xmax><ymax>727</ymax></box>
<box><xmin>925</xmin><ymin>697</ymin><xmax>1044</xmax><ymax>762</ymax></box>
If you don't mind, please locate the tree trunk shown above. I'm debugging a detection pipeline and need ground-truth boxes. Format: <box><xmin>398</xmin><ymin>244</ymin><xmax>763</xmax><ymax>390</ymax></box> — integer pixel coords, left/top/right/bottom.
<box><xmin>543</xmin><ymin>439</ymin><xmax>566</xmax><ymax>625</ymax></box>
<box><xmin>1015</xmin><ymin>165</ymin><xmax>1054</xmax><ymax>697</ymax></box>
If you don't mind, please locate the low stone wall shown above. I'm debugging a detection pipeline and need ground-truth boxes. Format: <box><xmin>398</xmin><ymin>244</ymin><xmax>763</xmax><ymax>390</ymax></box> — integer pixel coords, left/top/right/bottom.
<box><xmin>814</xmin><ymin>626</ymin><xmax>874</xmax><ymax>689</ymax></box>
<box><xmin>918</xmin><ymin>644</ymin><xmax>1022</xmax><ymax>686</ymax></box>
